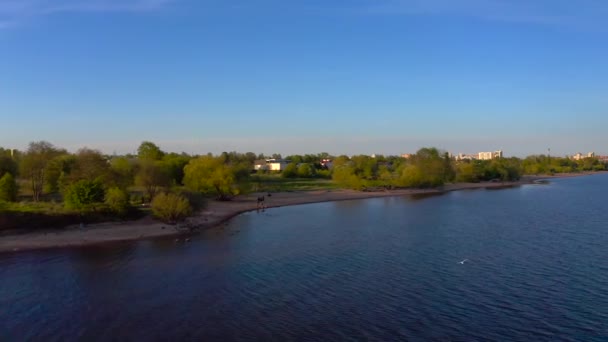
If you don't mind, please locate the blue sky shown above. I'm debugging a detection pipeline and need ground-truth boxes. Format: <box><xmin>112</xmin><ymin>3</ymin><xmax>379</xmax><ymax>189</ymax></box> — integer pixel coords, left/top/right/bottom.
<box><xmin>1</xmin><ymin>0</ymin><xmax>607</xmax><ymax>157</ymax></box>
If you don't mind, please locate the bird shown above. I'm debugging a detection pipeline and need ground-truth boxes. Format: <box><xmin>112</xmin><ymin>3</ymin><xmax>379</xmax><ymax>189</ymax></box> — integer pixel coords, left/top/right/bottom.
<box><xmin>458</xmin><ymin>259</ymin><xmax>469</xmax><ymax>264</ymax></box>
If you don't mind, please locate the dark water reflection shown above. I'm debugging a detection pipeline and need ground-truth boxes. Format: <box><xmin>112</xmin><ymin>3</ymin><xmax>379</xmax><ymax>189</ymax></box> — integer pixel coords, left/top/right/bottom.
<box><xmin>2</xmin><ymin>175</ymin><xmax>608</xmax><ymax>341</ymax></box>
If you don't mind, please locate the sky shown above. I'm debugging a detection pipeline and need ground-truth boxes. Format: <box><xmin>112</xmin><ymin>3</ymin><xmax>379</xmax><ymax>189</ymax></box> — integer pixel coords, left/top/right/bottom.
<box><xmin>1</xmin><ymin>0</ymin><xmax>607</xmax><ymax>157</ymax></box>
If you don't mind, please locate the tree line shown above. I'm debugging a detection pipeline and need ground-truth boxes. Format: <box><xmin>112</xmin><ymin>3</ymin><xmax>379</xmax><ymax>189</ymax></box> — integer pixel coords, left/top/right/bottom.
<box><xmin>0</xmin><ymin>142</ymin><xmax>606</xmax><ymax>223</ymax></box>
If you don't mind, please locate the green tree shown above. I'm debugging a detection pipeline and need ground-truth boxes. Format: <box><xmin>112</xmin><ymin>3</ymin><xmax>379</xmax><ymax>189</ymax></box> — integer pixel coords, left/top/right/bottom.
<box><xmin>397</xmin><ymin>148</ymin><xmax>449</xmax><ymax>187</ymax></box>
<box><xmin>162</xmin><ymin>153</ymin><xmax>191</xmax><ymax>185</ymax></box>
<box><xmin>0</xmin><ymin>153</ymin><xmax>18</xmax><ymax>179</ymax></box>
<box><xmin>282</xmin><ymin>163</ymin><xmax>298</xmax><ymax>178</ymax></box>
<box><xmin>297</xmin><ymin>163</ymin><xmax>315</xmax><ymax>178</ymax></box>
<box><xmin>63</xmin><ymin>179</ymin><xmax>105</xmax><ymax>211</ymax></box>
<box><xmin>397</xmin><ymin>164</ymin><xmax>425</xmax><ymax>187</ymax></box>
<box><xmin>137</xmin><ymin>141</ymin><xmax>165</xmax><ymax>161</ymax></box>
<box><xmin>0</xmin><ymin>173</ymin><xmax>18</xmax><ymax>202</ymax></box>
<box><xmin>377</xmin><ymin>164</ymin><xmax>395</xmax><ymax>187</ymax></box>
<box><xmin>332</xmin><ymin>163</ymin><xmax>364</xmax><ymax>190</ymax></box>
<box><xmin>104</xmin><ymin>187</ymin><xmax>130</xmax><ymax>217</ymax></box>
<box><xmin>183</xmin><ymin>156</ymin><xmax>249</xmax><ymax>200</ymax></box>
<box><xmin>69</xmin><ymin>148</ymin><xmax>111</xmax><ymax>183</ymax></box>
<box><xmin>45</xmin><ymin>154</ymin><xmax>76</xmax><ymax>194</ymax></box>
<box><xmin>151</xmin><ymin>192</ymin><xmax>192</xmax><ymax>223</ymax></box>
<box><xmin>351</xmin><ymin>155</ymin><xmax>378</xmax><ymax>180</ymax></box>
<box><xmin>135</xmin><ymin>160</ymin><xmax>170</xmax><ymax>202</ymax></box>
<box><xmin>20</xmin><ymin>141</ymin><xmax>64</xmax><ymax>201</ymax></box>
<box><xmin>109</xmin><ymin>156</ymin><xmax>137</xmax><ymax>190</ymax></box>
<box><xmin>455</xmin><ymin>160</ymin><xmax>483</xmax><ymax>183</ymax></box>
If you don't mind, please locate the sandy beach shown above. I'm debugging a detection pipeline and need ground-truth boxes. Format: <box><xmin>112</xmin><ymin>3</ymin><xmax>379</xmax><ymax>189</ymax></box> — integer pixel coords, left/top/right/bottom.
<box><xmin>0</xmin><ymin>175</ymin><xmax>584</xmax><ymax>253</ymax></box>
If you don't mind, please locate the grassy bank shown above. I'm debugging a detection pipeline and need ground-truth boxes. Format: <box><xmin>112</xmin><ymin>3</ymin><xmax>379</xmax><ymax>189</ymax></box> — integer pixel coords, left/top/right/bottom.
<box><xmin>0</xmin><ymin>201</ymin><xmax>144</xmax><ymax>233</ymax></box>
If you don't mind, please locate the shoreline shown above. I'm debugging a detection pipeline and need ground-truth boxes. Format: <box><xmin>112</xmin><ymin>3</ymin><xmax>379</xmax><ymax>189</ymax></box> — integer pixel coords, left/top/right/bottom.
<box><xmin>0</xmin><ymin>174</ymin><xmax>593</xmax><ymax>253</ymax></box>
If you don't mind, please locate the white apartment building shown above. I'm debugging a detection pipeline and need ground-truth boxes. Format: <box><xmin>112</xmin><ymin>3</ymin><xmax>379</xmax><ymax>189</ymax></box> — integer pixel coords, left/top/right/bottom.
<box><xmin>571</xmin><ymin>152</ymin><xmax>595</xmax><ymax>161</ymax></box>
<box><xmin>478</xmin><ymin>150</ymin><xmax>503</xmax><ymax>160</ymax></box>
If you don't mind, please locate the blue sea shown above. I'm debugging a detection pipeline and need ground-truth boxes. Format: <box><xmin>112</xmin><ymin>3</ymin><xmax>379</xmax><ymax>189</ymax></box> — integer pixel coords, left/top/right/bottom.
<box><xmin>2</xmin><ymin>174</ymin><xmax>608</xmax><ymax>341</ymax></box>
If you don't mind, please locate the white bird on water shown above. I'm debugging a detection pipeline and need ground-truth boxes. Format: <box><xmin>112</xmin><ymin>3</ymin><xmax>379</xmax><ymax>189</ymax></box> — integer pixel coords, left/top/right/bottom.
<box><xmin>458</xmin><ymin>259</ymin><xmax>469</xmax><ymax>264</ymax></box>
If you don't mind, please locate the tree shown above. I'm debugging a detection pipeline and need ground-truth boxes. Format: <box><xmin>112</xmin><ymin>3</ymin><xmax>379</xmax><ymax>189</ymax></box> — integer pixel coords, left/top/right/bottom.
<box><xmin>45</xmin><ymin>154</ymin><xmax>76</xmax><ymax>194</ymax></box>
<box><xmin>331</xmin><ymin>163</ymin><xmax>364</xmax><ymax>190</ymax></box>
<box><xmin>137</xmin><ymin>141</ymin><xmax>165</xmax><ymax>161</ymax></box>
<box><xmin>455</xmin><ymin>160</ymin><xmax>483</xmax><ymax>183</ymax></box>
<box><xmin>0</xmin><ymin>153</ymin><xmax>18</xmax><ymax>179</ymax></box>
<box><xmin>377</xmin><ymin>164</ymin><xmax>395</xmax><ymax>187</ymax></box>
<box><xmin>396</xmin><ymin>147</ymin><xmax>449</xmax><ymax>187</ymax></box>
<box><xmin>109</xmin><ymin>156</ymin><xmax>137</xmax><ymax>189</ymax></box>
<box><xmin>135</xmin><ymin>160</ymin><xmax>169</xmax><ymax>202</ymax></box>
<box><xmin>297</xmin><ymin>163</ymin><xmax>315</xmax><ymax>178</ymax></box>
<box><xmin>162</xmin><ymin>153</ymin><xmax>191</xmax><ymax>186</ymax></box>
<box><xmin>104</xmin><ymin>187</ymin><xmax>130</xmax><ymax>217</ymax></box>
<box><xmin>397</xmin><ymin>164</ymin><xmax>426</xmax><ymax>187</ymax></box>
<box><xmin>151</xmin><ymin>192</ymin><xmax>192</xmax><ymax>223</ymax></box>
<box><xmin>20</xmin><ymin>141</ymin><xmax>63</xmax><ymax>201</ymax></box>
<box><xmin>69</xmin><ymin>148</ymin><xmax>110</xmax><ymax>183</ymax></box>
<box><xmin>63</xmin><ymin>179</ymin><xmax>105</xmax><ymax>211</ymax></box>
<box><xmin>348</xmin><ymin>155</ymin><xmax>376</xmax><ymax>180</ymax></box>
<box><xmin>183</xmin><ymin>156</ymin><xmax>249</xmax><ymax>200</ymax></box>
<box><xmin>282</xmin><ymin>163</ymin><xmax>298</xmax><ymax>178</ymax></box>
<box><xmin>0</xmin><ymin>173</ymin><xmax>18</xmax><ymax>202</ymax></box>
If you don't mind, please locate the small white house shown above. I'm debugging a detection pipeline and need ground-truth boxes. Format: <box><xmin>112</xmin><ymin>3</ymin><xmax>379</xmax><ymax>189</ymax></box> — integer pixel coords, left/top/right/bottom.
<box><xmin>254</xmin><ymin>159</ymin><xmax>290</xmax><ymax>171</ymax></box>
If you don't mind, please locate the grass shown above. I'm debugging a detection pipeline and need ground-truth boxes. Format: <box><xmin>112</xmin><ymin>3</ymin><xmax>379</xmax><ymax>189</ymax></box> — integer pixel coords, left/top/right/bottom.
<box><xmin>0</xmin><ymin>200</ymin><xmax>72</xmax><ymax>215</ymax></box>
<box><xmin>2</xmin><ymin>176</ymin><xmax>333</xmax><ymax>216</ymax></box>
<box><xmin>250</xmin><ymin>174</ymin><xmax>339</xmax><ymax>192</ymax></box>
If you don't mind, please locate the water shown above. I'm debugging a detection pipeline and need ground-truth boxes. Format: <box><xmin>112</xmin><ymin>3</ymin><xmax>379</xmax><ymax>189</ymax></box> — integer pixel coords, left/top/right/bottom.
<box><xmin>2</xmin><ymin>175</ymin><xmax>608</xmax><ymax>341</ymax></box>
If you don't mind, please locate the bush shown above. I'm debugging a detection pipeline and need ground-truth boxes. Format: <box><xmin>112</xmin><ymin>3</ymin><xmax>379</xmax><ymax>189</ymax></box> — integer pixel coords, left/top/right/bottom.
<box><xmin>104</xmin><ymin>187</ymin><xmax>130</xmax><ymax>217</ymax></box>
<box><xmin>297</xmin><ymin>163</ymin><xmax>315</xmax><ymax>178</ymax></box>
<box><xmin>281</xmin><ymin>163</ymin><xmax>297</xmax><ymax>178</ymax></box>
<box><xmin>151</xmin><ymin>192</ymin><xmax>192</xmax><ymax>223</ymax></box>
<box><xmin>63</xmin><ymin>180</ymin><xmax>105</xmax><ymax>211</ymax></box>
<box><xmin>0</xmin><ymin>173</ymin><xmax>18</xmax><ymax>202</ymax></box>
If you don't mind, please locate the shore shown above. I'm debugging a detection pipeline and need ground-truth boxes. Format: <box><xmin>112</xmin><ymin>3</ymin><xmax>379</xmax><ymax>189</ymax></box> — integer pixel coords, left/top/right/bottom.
<box><xmin>0</xmin><ymin>174</ymin><xmax>587</xmax><ymax>253</ymax></box>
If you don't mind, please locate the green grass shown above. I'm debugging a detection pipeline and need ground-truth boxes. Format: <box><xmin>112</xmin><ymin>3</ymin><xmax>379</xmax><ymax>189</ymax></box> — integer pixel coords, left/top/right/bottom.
<box><xmin>0</xmin><ymin>200</ymin><xmax>72</xmax><ymax>214</ymax></box>
<box><xmin>250</xmin><ymin>175</ymin><xmax>339</xmax><ymax>192</ymax></box>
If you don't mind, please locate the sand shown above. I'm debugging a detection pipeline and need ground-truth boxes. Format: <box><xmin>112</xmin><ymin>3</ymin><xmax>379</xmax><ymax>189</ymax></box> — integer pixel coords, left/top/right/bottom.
<box><xmin>0</xmin><ymin>175</ymin><xmax>586</xmax><ymax>253</ymax></box>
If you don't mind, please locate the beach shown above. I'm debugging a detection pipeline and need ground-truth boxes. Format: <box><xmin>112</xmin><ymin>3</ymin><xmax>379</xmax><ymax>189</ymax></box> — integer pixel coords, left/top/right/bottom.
<box><xmin>0</xmin><ymin>176</ymin><xmax>578</xmax><ymax>253</ymax></box>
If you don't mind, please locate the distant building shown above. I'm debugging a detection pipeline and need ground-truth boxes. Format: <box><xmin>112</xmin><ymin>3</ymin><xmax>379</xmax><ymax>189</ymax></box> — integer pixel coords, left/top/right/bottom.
<box><xmin>454</xmin><ymin>150</ymin><xmax>502</xmax><ymax>161</ymax></box>
<box><xmin>455</xmin><ymin>153</ymin><xmax>476</xmax><ymax>161</ymax></box>
<box><xmin>400</xmin><ymin>153</ymin><xmax>412</xmax><ymax>159</ymax></box>
<box><xmin>478</xmin><ymin>150</ymin><xmax>503</xmax><ymax>160</ymax></box>
<box><xmin>571</xmin><ymin>152</ymin><xmax>595</xmax><ymax>161</ymax></box>
<box><xmin>320</xmin><ymin>159</ymin><xmax>333</xmax><ymax>169</ymax></box>
<box><xmin>253</xmin><ymin>159</ymin><xmax>290</xmax><ymax>171</ymax></box>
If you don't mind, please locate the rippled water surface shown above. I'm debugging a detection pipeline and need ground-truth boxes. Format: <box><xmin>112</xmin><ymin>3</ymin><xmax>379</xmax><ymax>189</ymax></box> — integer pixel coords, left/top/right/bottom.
<box><xmin>2</xmin><ymin>175</ymin><xmax>608</xmax><ymax>341</ymax></box>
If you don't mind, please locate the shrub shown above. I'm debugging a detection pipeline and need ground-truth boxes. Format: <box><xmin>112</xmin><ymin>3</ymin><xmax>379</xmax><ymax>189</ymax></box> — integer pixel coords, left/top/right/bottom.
<box><xmin>297</xmin><ymin>163</ymin><xmax>315</xmax><ymax>178</ymax></box>
<box><xmin>104</xmin><ymin>187</ymin><xmax>130</xmax><ymax>217</ymax></box>
<box><xmin>0</xmin><ymin>173</ymin><xmax>18</xmax><ymax>202</ymax></box>
<box><xmin>151</xmin><ymin>192</ymin><xmax>192</xmax><ymax>223</ymax></box>
<box><xmin>281</xmin><ymin>163</ymin><xmax>297</xmax><ymax>178</ymax></box>
<box><xmin>63</xmin><ymin>180</ymin><xmax>105</xmax><ymax>211</ymax></box>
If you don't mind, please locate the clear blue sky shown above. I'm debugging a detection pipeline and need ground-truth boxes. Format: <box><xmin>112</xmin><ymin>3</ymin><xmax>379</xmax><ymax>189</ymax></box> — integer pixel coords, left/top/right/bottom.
<box><xmin>1</xmin><ymin>0</ymin><xmax>607</xmax><ymax>157</ymax></box>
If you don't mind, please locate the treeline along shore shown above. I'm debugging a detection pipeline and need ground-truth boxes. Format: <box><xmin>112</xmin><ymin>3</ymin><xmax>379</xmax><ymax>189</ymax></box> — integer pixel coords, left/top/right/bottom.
<box><xmin>0</xmin><ymin>141</ymin><xmax>605</xmax><ymax>252</ymax></box>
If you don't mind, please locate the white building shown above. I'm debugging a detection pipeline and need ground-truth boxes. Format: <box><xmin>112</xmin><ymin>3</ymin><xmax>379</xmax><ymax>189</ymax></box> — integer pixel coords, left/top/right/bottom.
<box><xmin>455</xmin><ymin>153</ymin><xmax>476</xmax><ymax>161</ymax></box>
<box><xmin>478</xmin><ymin>150</ymin><xmax>503</xmax><ymax>160</ymax></box>
<box><xmin>571</xmin><ymin>152</ymin><xmax>595</xmax><ymax>161</ymax></box>
<box><xmin>253</xmin><ymin>159</ymin><xmax>290</xmax><ymax>171</ymax></box>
